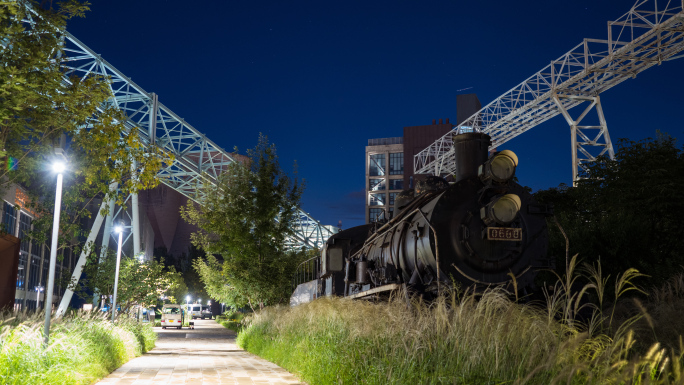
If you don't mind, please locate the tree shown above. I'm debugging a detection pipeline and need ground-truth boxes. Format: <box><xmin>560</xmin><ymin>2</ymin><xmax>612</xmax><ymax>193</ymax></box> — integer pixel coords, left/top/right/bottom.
<box><xmin>535</xmin><ymin>133</ymin><xmax>684</xmax><ymax>282</ymax></box>
<box><xmin>69</xmin><ymin>249</ymin><xmax>184</xmax><ymax>311</ymax></box>
<box><xmin>153</xmin><ymin>245</ymin><xmax>208</xmax><ymax>302</ymax></box>
<box><xmin>181</xmin><ymin>134</ymin><xmax>307</xmax><ymax>310</ymax></box>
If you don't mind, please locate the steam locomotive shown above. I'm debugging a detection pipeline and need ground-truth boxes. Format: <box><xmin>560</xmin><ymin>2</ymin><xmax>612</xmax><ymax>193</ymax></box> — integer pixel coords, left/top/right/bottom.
<box><xmin>291</xmin><ymin>133</ymin><xmax>552</xmax><ymax>305</ymax></box>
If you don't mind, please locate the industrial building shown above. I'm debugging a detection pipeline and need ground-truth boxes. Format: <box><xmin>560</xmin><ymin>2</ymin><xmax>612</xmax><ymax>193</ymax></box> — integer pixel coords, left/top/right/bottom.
<box><xmin>365</xmin><ymin>94</ymin><xmax>481</xmax><ymax>223</ymax></box>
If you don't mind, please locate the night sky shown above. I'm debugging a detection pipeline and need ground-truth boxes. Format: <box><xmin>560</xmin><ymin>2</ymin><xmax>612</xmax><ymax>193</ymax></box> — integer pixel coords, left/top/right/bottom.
<box><xmin>67</xmin><ymin>0</ymin><xmax>684</xmax><ymax>230</ymax></box>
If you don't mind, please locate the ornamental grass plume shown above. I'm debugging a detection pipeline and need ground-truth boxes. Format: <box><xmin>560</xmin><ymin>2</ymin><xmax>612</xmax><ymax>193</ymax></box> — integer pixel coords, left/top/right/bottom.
<box><xmin>238</xmin><ymin>265</ymin><xmax>684</xmax><ymax>385</ymax></box>
<box><xmin>0</xmin><ymin>310</ymin><xmax>156</xmax><ymax>385</ymax></box>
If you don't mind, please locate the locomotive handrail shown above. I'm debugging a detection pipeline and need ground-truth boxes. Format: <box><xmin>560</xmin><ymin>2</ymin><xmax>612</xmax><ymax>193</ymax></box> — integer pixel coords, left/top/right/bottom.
<box><xmin>292</xmin><ymin>255</ymin><xmax>321</xmax><ymax>290</ymax></box>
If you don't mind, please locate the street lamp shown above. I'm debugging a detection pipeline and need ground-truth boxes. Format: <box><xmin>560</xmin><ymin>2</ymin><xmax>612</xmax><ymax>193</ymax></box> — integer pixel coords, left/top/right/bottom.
<box><xmin>111</xmin><ymin>225</ymin><xmax>124</xmax><ymax>323</ymax></box>
<box><xmin>43</xmin><ymin>160</ymin><xmax>65</xmax><ymax>347</ymax></box>
<box><xmin>35</xmin><ymin>286</ymin><xmax>44</xmax><ymax>311</ymax></box>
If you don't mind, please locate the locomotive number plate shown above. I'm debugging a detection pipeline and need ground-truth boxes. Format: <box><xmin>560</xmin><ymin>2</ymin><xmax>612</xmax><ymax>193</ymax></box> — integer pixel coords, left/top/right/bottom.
<box><xmin>486</xmin><ymin>227</ymin><xmax>522</xmax><ymax>241</ymax></box>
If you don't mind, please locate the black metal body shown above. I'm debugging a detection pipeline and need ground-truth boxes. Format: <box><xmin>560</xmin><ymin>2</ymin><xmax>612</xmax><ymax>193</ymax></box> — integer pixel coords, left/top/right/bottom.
<box><xmin>291</xmin><ymin>133</ymin><xmax>551</xmax><ymax>304</ymax></box>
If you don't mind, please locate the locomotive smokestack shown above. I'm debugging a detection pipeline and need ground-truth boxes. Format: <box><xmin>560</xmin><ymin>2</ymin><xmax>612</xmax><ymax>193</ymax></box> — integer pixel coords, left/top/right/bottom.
<box><xmin>451</xmin><ymin>133</ymin><xmax>491</xmax><ymax>183</ymax></box>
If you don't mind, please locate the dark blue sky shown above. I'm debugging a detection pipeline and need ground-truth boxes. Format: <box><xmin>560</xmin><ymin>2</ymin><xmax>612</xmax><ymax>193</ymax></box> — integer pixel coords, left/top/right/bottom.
<box><xmin>68</xmin><ymin>0</ymin><xmax>683</xmax><ymax>229</ymax></box>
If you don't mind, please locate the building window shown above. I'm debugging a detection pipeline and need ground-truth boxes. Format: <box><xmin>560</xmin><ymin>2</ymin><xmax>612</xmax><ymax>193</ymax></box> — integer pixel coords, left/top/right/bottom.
<box><xmin>369</xmin><ymin>154</ymin><xmax>385</xmax><ymax>176</ymax></box>
<box><xmin>369</xmin><ymin>178</ymin><xmax>385</xmax><ymax>191</ymax></box>
<box><xmin>389</xmin><ymin>179</ymin><xmax>403</xmax><ymax>190</ymax></box>
<box><xmin>16</xmin><ymin>252</ymin><xmax>27</xmax><ymax>289</ymax></box>
<box><xmin>28</xmin><ymin>254</ymin><xmax>40</xmax><ymax>289</ymax></box>
<box><xmin>18</xmin><ymin>213</ymin><xmax>31</xmax><ymax>253</ymax></box>
<box><xmin>369</xmin><ymin>193</ymin><xmax>386</xmax><ymax>206</ymax></box>
<box><xmin>42</xmin><ymin>254</ymin><xmax>49</xmax><ymax>287</ymax></box>
<box><xmin>389</xmin><ymin>192</ymin><xmax>398</xmax><ymax>206</ymax></box>
<box><xmin>389</xmin><ymin>153</ymin><xmax>403</xmax><ymax>175</ymax></box>
<box><xmin>388</xmin><ymin>207</ymin><xmax>394</xmax><ymax>219</ymax></box>
<box><xmin>369</xmin><ymin>208</ymin><xmax>385</xmax><ymax>222</ymax></box>
<box><xmin>2</xmin><ymin>201</ymin><xmax>17</xmax><ymax>235</ymax></box>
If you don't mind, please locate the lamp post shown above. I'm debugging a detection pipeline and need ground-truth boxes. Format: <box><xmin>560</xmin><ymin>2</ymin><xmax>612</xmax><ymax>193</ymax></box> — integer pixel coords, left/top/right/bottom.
<box><xmin>111</xmin><ymin>225</ymin><xmax>124</xmax><ymax>323</ymax></box>
<box><xmin>43</xmin><ymin>161</ymin><xmax>65</xmax><ymax>347</ymax></box>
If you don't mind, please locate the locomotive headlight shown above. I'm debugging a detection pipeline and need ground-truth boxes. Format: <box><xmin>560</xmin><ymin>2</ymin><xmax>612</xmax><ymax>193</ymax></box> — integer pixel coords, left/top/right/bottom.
<box><xmin>481</xmin><ymin>194</ymin><xmax>522</xmax><ymax>225</ymax></box>
<box><xmin>479</xmin><ymin>150</ymin><xmax>519</xmax><ymax>183</ymax></box>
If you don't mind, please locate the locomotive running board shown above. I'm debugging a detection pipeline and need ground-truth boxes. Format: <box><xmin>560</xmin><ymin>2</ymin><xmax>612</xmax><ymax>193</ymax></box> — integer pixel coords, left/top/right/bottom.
<box><xmin>347</xmin><ymin>284</ymin><xmax>402</xmax><ymax>300</ymax></box>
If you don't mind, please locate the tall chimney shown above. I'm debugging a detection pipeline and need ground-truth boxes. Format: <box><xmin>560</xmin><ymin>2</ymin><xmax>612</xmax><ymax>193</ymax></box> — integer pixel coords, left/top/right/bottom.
<box><xmin>451</xmin><ymin>133</ymin><xmax>491</xmax><ymax>183</ymax></box>
<box><xmin>432</xmin><ymin>119</ymin><xmax>436</xmax><ymax>125</ymax></box>
<box><xmin>439</xmin><ymin>119</ymin><xmax>443</xmax><ymax>124</ymax></box>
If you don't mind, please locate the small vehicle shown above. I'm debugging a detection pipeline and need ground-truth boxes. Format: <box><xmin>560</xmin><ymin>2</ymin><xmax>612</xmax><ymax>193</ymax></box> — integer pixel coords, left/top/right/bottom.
<box><xmin>161</xmin><ymin>304</ymin><xmax>183</xmax><ymax>329</ymax></box>
<box><xmin>189</xmin><ymin>304</ymin><xmax>202</xmax><ymax>319</ymax></box>
<box><xmin>200</xmin><ymin>306</ymin><xmax>212</xmax><ymax>319</ymax></box>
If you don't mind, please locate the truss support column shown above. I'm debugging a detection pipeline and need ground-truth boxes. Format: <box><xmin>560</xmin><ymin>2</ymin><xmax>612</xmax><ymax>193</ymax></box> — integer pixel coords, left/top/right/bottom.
<box><xmin>57</xmin><ymin>182</ymin><xmax>118</xmax><ymax>317</ymax></box>
<box><xmin>93</xmin><ymin>182</ymin><xmax>117</xmax><ymax>307</ymax></box>
<box><xmin>148</xmin><ymin>93</ymin><xmax>158</xmax><ymax>145</ymax></box>
<box><xmin>570</xmin><ymin>124</ymin><xmax>579</xmax><ymax>186</ymax></box>
<box><xmin>594</xmin><ymin>96</ymin><xmax>615</xmax><ymax>159</ymax></box>
<box><xmin>131</xmin><ymin>165</ymin><xmax>141</xmax><ymax>258</ymax></box>
<box><xmin>553</xmin><ymin>94</ymin><xmax>614</xmax><ymax>185</ymax></box>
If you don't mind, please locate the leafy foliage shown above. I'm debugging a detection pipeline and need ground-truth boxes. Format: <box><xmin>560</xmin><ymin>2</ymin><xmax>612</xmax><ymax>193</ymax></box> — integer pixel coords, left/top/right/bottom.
<box><xmin>69</xmin><ymin>248</ymin><xmax>184</xmax><ymax>311</ymax></box>
<box><xmin>181</xmin><ymin>134</ymin><xmax>308</xmax><ymax>310</ymax></box>
<box><xmin>535</xmin><ymin>134</ymin><xmax>684</xmax><ymax>283</ymax></box>
<box><xmin>153</xmin><ymin>245</ymin><xmax>205</xmax><ymax>302</ymax></box>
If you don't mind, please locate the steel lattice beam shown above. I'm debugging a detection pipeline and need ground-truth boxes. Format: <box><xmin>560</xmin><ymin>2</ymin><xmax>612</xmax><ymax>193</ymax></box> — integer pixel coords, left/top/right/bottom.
<box><xmin>414</xmin><ymin>0</ymin><xmax>684</xmax><ymax>182</ymax></box>
<box><xmin>13</xmin><ymin>3</ymin><xmax>335</xmax><ymax>249</ymax></box>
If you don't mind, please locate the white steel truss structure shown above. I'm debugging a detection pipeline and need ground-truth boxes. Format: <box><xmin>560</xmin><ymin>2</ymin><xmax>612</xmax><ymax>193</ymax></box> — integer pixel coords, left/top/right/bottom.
<box><xmin>13</xmin><ymin>7</ymin><xmax>335</xmax><ymax>250</ymax></box>
<box><xmin>414</xmin><ymin>0</ymin><xmax>684</xmax><ymax>182</ymax></box>
<box><xmin>11</xmin><ymin>3</ymin><xmax>337</xmax><ymax>314</ymax></box>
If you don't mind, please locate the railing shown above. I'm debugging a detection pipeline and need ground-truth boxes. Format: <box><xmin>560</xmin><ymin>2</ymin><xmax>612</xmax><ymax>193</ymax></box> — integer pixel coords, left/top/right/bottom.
<box><xmin>292</xmin><ymin>255</ymin><xmax>321</xmax><ymax>290</ymax></box>
<box><xmin>368</xmin><ymin>137</ymin><xmax>403</xmax><ymax>146</ymax></box>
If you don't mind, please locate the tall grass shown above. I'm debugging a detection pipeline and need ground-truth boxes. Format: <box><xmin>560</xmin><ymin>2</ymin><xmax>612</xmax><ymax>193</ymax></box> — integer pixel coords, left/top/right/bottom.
<box><xmin>0</xmin><ymin>311</ymin><xmax>156</xmax><ymax>385</ymax></box>
<box><xmin>237</xmin><ymin>263</ymin><xmax>684</xmax><ymax>384</ymax></box>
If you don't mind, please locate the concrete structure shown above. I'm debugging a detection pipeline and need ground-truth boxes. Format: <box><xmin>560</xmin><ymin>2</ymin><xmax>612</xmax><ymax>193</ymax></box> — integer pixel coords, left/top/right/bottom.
<box><xmin>365</xmin><ymin>94</ymin><xmax>481</xmax><ymax>223</ymax></box>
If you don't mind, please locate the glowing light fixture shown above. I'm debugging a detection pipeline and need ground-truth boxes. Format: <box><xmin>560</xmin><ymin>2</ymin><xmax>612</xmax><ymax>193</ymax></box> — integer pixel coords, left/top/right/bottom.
<box><xmin>52</xmin><ymin>161</ymin><xmax>66</xmax><ymax>173</ymax></box>
<box><xmin>481</xmin><ymin>194</ymin><xmax>522</xmax><ymax>225</ymax></box>
<box><xmin>479</xmin><ymin>150</ymin><xmax>519</xmax><ymax>183</ymax></box>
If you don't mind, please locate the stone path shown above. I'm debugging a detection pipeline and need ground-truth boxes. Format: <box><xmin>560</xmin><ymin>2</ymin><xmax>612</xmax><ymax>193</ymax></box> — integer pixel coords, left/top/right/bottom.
<box><xmin>96</xmin><ymin>319</ymin><xmax>306</xmax><ymax>385</ymax></box>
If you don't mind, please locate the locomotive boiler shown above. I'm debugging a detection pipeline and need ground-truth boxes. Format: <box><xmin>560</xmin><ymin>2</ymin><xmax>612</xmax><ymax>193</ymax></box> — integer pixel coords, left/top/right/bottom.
<box><xmin>291</xmin><ymin>133</ymin><xmax>552</xmax><ymax>305</ymax></box>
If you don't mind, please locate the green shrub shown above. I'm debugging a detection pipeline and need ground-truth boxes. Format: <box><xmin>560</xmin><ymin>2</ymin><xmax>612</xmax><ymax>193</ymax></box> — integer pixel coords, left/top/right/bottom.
<box><xmin>0</xmin><ymin>311</ymin><xmax>156</xmax><ymax>385</ymax></box>
<box><xmin>220</xmin><ymin>311</ymin><xmax>247</xmax><ymax>332</ymax></box>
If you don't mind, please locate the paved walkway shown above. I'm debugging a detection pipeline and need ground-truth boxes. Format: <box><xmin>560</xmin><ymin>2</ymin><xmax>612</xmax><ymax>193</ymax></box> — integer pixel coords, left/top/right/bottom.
<box><xmin>96</xmin><ymin>319</ymin><xmax>306</xmax><ymax>385</ymax></box>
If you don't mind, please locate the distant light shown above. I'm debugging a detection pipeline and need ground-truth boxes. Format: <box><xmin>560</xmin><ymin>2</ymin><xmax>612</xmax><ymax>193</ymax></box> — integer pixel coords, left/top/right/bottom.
<box><xmin>114</xmin><ymin>226</ymin><xmax>123</xmax><ymax>234</ymax></box>
<box><xmin>186</xmin><ymin>295</ymin><xmax>191</xmax><ymax>302</ymax></box>
<box><xmin>207</xmin><ymin>301</ymin><xmax>211</xmax><ymax>305</ymax></box>
<box><xmin>52</xmin><ymin>162</ymin><xmax>66</xmax><ymax>173</ymax></box>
